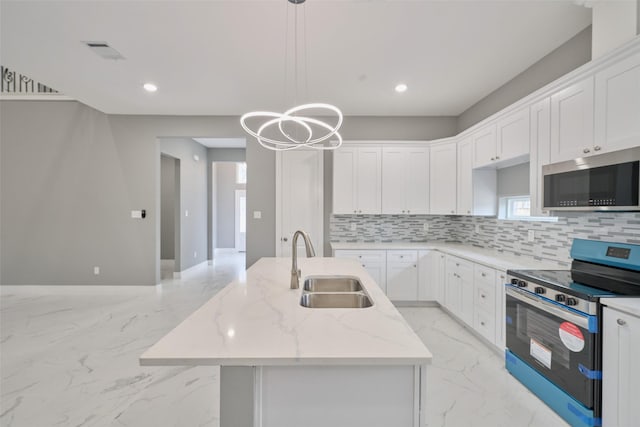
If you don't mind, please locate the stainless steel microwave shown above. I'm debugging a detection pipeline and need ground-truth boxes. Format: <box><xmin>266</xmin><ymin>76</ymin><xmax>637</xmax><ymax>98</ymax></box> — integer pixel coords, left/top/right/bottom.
<box><xmin>542</xmin><ymin>146</ymin><xmax>640</xmax><ymax>211</ymax></box>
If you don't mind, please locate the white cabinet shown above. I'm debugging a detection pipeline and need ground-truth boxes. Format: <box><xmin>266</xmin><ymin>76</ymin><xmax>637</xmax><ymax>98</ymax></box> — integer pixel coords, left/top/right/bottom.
<box><xmin>594</xmin><ymin>51</ymin><xmax>640</xmax><ymax>154</ymax></box>
<box><xmin>382</xmin><ymin>147</ymin><xmax>429</xmax><ymax>214</ymax></box>
<box><xmin>495</xmin><ymin>270</ymin><xmax>507</xmax><ymax>350</ymax></box>
<box><xmin>334</xmin><ymin>250</ymin><xmax>387</xmax><ymax>292</ymax></box>
<box><xmin>550</xmin><ymin>77</ymin><xmax>595</xmax><ymax>163</ymax></box>
<box><xmin>602</xmin><ymin>305</ymin><xmax>640</xmax><ymax>427</ymax></box>
<box><xmin>529</xmin><ymin>98</ymin><xmax>552</xmax><ymax>217</ymax></box>
<box><xmin>473</xmin><ymin>264</ymin><xmax>496</xmax><ymax>344</ymax></box>
<box><xmin>386</xmin><ymin>250</ymin><xmax>418</xmax><ymax>301</ymax></box>
<box><xmin>474</xmin><ymin>110</ymin><xmax>530</xmax><ymax>168</ymax></box>
<box><xmin>429</xmin><ymin>140</ymin><xmax>457</xmax><ymax>215</ymax></box>
<box><xmin>333</xmin><ymin>147</ymin><xmax>382</xmax><ymax>214</ymax></box>
<box><xmin>417</xmin><ymin>250</ymin><xmax>444</xmax><ymax>302</ymax></box>
<box><xmin>457</xmin><ymin>136</ymin><xmax>497</xmax><ymax>216</ymax></box>
<box><xmin>444</xmin><ymin>255</ymin><xmax>473</xmax><ymax>324</ymax></box>
<box><xmin>472</xmin><ymin>124</ymin><xmax>497</xmax><ymax>168</ymax></box>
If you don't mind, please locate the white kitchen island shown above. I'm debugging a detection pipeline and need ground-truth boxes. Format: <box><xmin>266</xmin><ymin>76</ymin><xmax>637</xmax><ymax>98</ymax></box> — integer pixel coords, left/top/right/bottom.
<box><xmin>140</xmin><ymin>257</ymin><xmax>432</xmax><ymax>427</ymax></box>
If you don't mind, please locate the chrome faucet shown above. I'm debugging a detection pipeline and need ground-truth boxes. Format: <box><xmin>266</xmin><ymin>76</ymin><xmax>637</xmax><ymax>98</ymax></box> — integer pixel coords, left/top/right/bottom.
<box><xmin>290</xmin><ymin>230</ymin><xmax>316</xmax><ymax>289</ymax></box>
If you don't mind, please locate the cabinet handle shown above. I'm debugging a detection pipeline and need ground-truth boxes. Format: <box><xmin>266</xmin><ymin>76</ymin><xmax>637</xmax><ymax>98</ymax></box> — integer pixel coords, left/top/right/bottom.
<box><xmin>467</xmin><ymin>210</ymin><xmax>470</xmax><ymax>214</ymax></box>
<box><xmin>490</xmin><ymin>157</ymin><xmax>495</xmax><ymax>161</ymax></box>
<box><xmin>481</xmin><ymin>294</ymin><xmax>486</xmax><ymax>299</ymax></box>
<box><xmin>283</xmin><ymin>237</ymin><xmax>288</xmax><ymax>242</ymax></box>
<box><xmin>407</xmin><ymin>210</ymin><xmax>410</xmax><ymax>214</ymax></box>
<box><xmin>500</xmin><ymin>275</ymin><xmax>505</xmax><ymax>279</ymax></box>
<box><xmin>594</xmin><ymin>146</ymin><xmax>602</xmax><ymax>151</ymax></box>
<box><xmin>456</xmin><ymin>263</ymin><xmax>460</xmax><ymax>267</ymax></box>
<box><xmin>481</xmin><ymin>321</ymin><xmax>485</xmax><ymax>326</ymax></box>
<box><xmin>353</xmin><ymin>210</ymin><xmax>357</xmax><ymax>213</ymax></box>
<box><xmin>617</xmin><ymin>318</ymin><xmax>627</xmax><ymax>326</ymax></box>
<box><xmin>450</xmin><ymin>210</ymin><xmax>454</xmax><ymax>214</ymax></box>
<box><xmin>583</xmin><ymin>148</ymin><xmax>591</xmax><ymax>154</ymax></box>
<box><xmin>358</xmin><ymin>255</ymin><xmax>362</xmax><ymax>258</ymax></box>
<box><xmin>496</xmin><ymin>156</ymin><xmax>500</xmax><ymax>160</ymax></box>
<box><xmin>359</xmin><ymin>210</ymin><xmax>362</xmax><ymax>213</ymax></box>
<box><xmin>400</xmin><ymin>255</ymin><xmax>404</xmax><ymax>259</ymax></box>
<box><xmin>362</xmin><ymin>264</ymin><xmax>366</xmax><ymax>267</ymax></box>
<box><xmin>481</xmin><ymin>272</ymin><xmax>486</xmax><ymax>277</ymax></box>
<box><xmin>413</xmin><ymin>264</ymin><xmax>417</xmax><ymax>268</ymax></box>
<box><xmin>402</xmin><ymin>210</ymin><xmax>405</xmax><ymax>213</ymax></box>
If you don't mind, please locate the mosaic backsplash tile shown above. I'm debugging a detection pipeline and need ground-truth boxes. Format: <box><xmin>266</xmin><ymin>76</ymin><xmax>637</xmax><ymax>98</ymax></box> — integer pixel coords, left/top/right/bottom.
<box><xmin>330</xmin><ymin>212</ymin><xmax>640</xmax><ymax>266</ymax></box>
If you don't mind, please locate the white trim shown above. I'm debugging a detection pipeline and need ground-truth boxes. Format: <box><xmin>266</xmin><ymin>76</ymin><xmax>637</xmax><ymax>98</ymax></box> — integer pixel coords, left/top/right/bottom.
<box><xmin>172</xmin><ymin>260</ymin><xmax>208</xmax><ymax>278</ymax></box>
<box><xmin>235</xmin><ymin>189</ymin><xmax>246</xmax><ymax>252</ymax></box>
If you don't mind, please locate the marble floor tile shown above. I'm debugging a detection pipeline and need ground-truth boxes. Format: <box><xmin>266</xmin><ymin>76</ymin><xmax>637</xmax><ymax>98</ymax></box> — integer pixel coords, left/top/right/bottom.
<box><xmin>1</xmin><ymin>253</ymin><xmax>568</xmax><ymax>427</ymax></box>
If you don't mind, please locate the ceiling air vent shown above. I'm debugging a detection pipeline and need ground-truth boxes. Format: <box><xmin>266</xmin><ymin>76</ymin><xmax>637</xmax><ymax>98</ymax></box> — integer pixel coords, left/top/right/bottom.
<box><xmin>84</xmin><ymin>41</ymin><xmax>125</xmax><ymax>60</ymax></box>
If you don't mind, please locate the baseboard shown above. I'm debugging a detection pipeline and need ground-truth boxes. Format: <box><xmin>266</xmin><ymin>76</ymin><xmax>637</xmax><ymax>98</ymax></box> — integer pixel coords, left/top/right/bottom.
<box><xmin>173</xmin><ymin>260</ymin><xmax>209</xmax><ymax>279</ymax></box>
<box><xmin>392</xmin><ymin>300</ymin><xmax>440</xmax><ymax>307</ymax></box>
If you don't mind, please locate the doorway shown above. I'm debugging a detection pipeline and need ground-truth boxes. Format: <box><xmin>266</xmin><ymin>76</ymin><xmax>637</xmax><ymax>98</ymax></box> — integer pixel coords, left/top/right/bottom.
<box><xmin>212</xmin><ymin>161</ymin><xmax>247</xmax><ymax>254</ymax></box>
<box><xmin>160</xmin><ymin>154</ymin><xmax>180</xmax><ymax>279</ymax></box>
<box><xmin>235</xmin><ymin>189</ymin><xmax>246</xmax><ymax>252</ymax></box>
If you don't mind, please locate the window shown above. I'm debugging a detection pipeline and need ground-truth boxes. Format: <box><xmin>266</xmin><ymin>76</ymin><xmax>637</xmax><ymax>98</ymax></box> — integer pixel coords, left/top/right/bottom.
<box><xmin>236</xmin><ymin>162</ymin><xmax>247</xmax><ymax>184</ymax></box>
<box><xmin>498</xmin><ymin>195</ymin><xmax>557</xmax><ymax>222</ymax></box>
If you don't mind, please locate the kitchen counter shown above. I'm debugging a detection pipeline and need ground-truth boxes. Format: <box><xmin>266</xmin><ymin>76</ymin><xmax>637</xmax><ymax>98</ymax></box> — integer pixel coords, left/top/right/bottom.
<box><xmin>601</xmin><ymin>297</ymin><xmax>640</xmax><ymax>317</ymax></box>
<box><xmin>331</xmin><ymin>241</ymin><xmax>561</xmax><ymax>271</ymax></box>
<box><xmin>141</xmin><ymin>257</ymin><xmax>431</xmax><ymax>366</ymax></box>
<box><xmin>140</xmin><ymin>257</ymin><xmax>431</xmax><ymax>427</ymax></box>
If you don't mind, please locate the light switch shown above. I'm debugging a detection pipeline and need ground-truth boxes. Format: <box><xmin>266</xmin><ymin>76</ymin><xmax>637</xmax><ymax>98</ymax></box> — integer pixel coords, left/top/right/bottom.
<box><xmin>528</xmin><ymin>230</ymin><xmax>535</xmax><ymax>242</ymax></box>
<box><xmin>131</xmin><ymin>210</ymin><xmax>142</xmax><ymax>219</ymax></box>
<box><xmin>253</xmin><ymin>211</ymin><xmax>262</xmax><ymax>219</ymax></box>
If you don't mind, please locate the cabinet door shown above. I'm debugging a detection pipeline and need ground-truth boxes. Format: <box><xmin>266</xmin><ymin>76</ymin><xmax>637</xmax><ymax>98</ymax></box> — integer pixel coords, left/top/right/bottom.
<box><xmin>404</xmin><ymin>147</ymin><xmax>430</xmax><ymax>214</ymax></box>
<box><xmin>458</xmin><ymin>260</ymin><xmax>474</xmax><ymax>326</ymax></box>
<box><xmin>334</xmin><ymin>250</ymin><xmax>387</xmax><ymax>291</ymax></box>
<box><xmin>472</xmin><ymin>124</ymin><xmax>497</xmax><ymax>168</ymax></box>
<box><xmin>456</xmin><ymin>137</ymin><xmax>473</xmax><ymax>215</ymax></box>
<box><xmin>356</xmin><ymin>148</ymin><xmax>382</xmax><ymax>214</ymax></box>
<box><xmin>595</xmin><ymin>51</ymin><xmax>640</xmax><ymax>154</ymax></box>
<box><xmin>495</xmin><ymin>271</ymin><xmax>507</xmax><ymax>350</ymax></box>
<box><xmin>434</xmin><ymin>252</ymin><xmax>446</xmax><ymax>305</ymax></box>
<box><xmin>444</xmin><ymin>257</ymin><xmax>461</xmax><ymax>315</ymax></box>
<box><xmin>430</xmin><ymin>142</ymin><xmax>457</xmax><ymax>215</ymax></box>
<box><xmin>529</xmin><ymin>98</ymin><xmax>551</xmax><ymax>217</ymax></box>
<box><xmin>381</xmin><ymin>147</ymin><xmax>405</xmax><ymax>214</ymax></box>
<box><xmin>496</xmin><ymin>108</ymin><xmax>530</xmax><ymax>161</ymax></box>
<box><xmin>550</xmin><ymin>77</ymin><xmax>595</xmax><ymax>163</ymax></box>
<box><xmin>332</xmin><ymin>148</ymin><xmax>357</xmax><ymax>214</ymax></box>
<box><xmin>418</xmin><ymin>249</ymin><xmax>442</xmax><ymax>301</ymax></box>
<box><xmin>603</xmin><ymin>307</ymin><xmax>640</xmax><ymax>427</ymax></box>
<box><xmin>386</xmin><ymin>250</ymin><xmax>418</xmax><ymax>301</ymax></box>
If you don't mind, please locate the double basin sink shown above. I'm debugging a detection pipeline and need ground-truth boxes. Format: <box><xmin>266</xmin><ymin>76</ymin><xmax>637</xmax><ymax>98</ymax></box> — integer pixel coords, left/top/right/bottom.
<box><xmin>299</xmin><ymin>276</ymin><xmax>373</xmax><ymax>309</ymax></box>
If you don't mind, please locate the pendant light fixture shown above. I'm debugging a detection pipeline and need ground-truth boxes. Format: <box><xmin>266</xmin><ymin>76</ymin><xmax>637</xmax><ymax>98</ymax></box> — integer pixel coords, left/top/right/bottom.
<box><xmin>240</xmin><ymin>0</ymin><xmax>343</xmax><ymax>151</ymax></box>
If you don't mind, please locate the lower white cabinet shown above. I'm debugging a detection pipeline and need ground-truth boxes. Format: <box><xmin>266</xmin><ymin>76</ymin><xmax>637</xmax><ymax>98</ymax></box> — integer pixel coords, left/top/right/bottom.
<box><xmin>386</xmin><ymin>251</ymin><xmax>418</xmax><ymax>301</ymax></box>
<box><xmin>445</xmin><ymin>255</ymin><xmax>474</xmax><ymax>324</ymax></box>
<box><xmin>602</xmin><ymin>305</ymin><xmax>640</xmax><ymax>427</ymax></box>
<box><xmin>473</xmin><ymin>264</ymin><xmax>497</xmax><ymax>344</ymax></box>
<box><xmin>418</xmin><ymin>250</ymin><xmax>444</xmax><ymax>302</ymax></box>
<box><xmin>334</xmin><ymin>250</ymin><xmax>387</xmax><ymax>292</ymax></box>
<box><xmin>494</xmin><ymin>271</ymin><xmax>507</xmax><ymax>350</ymax></box>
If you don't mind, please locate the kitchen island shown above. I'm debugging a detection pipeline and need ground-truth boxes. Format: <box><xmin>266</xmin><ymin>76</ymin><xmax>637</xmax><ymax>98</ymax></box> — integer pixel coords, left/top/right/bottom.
<box><xmin>140</xmin><ymin>257</ymin><xmax>432</xmax><ymax>427</ymax></box>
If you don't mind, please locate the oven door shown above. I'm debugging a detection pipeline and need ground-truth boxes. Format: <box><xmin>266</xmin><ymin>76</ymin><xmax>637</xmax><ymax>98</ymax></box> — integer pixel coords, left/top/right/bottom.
<box><xmin>505</xmin><ymin>286</ymin><xmax>600</xmax><ymax>409</ymax></box>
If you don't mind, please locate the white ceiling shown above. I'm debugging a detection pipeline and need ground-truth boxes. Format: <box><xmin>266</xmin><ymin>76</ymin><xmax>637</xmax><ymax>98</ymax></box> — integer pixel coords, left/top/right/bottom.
<box><xmin>0</xmin><ymin>1</ymin><xmax>591</xmax><ymax>117</ymax></box>
<box><xmin>193</xmin><ymin>137</ymin><xmax>246</xmax><ymax>148</ymax></box>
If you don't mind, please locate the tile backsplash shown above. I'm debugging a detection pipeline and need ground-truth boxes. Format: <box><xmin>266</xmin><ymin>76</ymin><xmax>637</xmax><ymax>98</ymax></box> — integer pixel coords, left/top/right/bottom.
<box><xmin>330</xmin><ymin>212</ymin><xmax>640</xmax><ymax>266</ymax></box>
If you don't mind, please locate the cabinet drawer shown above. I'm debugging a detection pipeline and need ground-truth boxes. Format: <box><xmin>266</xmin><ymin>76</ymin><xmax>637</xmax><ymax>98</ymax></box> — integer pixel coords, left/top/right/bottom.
<box><xmin>335</xmin><ymin>250</ymin><xmax>386</xmax><ymax>263</ymax></box>
<box><xmin>475</xmin><ymin>281</ymin><xmax>495</xmax><ymax>312</ymax></box>
<box><xmin>474</xmin><ymin>308</ymin><xmax>496</xmax><ymax>344</ymax></box>
<box><xmin>387</xmin><ymin>250</ymin><xmax>418</xmax><ymax>263</ymax></box>
<box><xmin>474</xmin><ymin>264</ymin><xmax>496</xmax><ymax>285</ymax></box>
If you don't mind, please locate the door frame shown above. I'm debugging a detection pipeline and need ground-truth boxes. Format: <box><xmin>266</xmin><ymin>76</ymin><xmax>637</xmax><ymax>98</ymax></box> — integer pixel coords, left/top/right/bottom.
<box><xmin>275</xmin><ymin>150</ymin><xmax>324</xmax><ymax>257</ymax></box>
<box><xmin>235</xmin><ymin>189</ymin><xmax>246</xmax><ymax>252</ymax></box>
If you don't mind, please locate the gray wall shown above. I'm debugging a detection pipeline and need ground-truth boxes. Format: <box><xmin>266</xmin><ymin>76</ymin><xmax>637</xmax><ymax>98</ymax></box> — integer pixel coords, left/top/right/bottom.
<box><xmin>457</xmin><ymin>26</ymin><xmax>593</xmax><ymax>132</ymax></box>
<box><xmin>159</xmin><ymin>138</ymin><xmax>208</xmax><ymax>272</ymax></box>
<box><xmin>215</xmin><ymin>162</ymin><xmax>246</xmax><ymax>248</ymax></box>
<box><xmin>497</xmin><ymin>162</ymin><xmax>530</xmax><ymax>197</ymax></box>
<box><xmin>160</xmin><ymin>154</ymin><xmax>176</xmax><ymax>259</ymax></box>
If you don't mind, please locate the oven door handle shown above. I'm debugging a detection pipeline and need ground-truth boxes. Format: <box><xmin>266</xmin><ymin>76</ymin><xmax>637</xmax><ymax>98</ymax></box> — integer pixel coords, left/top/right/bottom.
<box><xmin>506</xmin><ymin>286</ymin><xmax>590</xmax><ymax>329</ymax></box>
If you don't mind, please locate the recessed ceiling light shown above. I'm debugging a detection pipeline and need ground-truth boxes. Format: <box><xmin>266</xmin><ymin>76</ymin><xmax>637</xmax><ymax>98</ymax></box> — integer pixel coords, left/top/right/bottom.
<box><xmin>395</xmin><ymin>83</ymin><xmax>408</xmax><ymax>93</ymax></box>
<box><xmin>143</xmin><ymin>83</ymin><xmax>158</xmax><ymax>92</ymax></box>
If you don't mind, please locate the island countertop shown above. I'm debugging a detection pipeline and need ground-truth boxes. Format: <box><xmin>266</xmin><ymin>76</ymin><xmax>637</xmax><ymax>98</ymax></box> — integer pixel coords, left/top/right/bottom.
<box><xmin>140</xmin><ymin>257</ymin><xmax>433</xmax><ymax>367</ymax></box>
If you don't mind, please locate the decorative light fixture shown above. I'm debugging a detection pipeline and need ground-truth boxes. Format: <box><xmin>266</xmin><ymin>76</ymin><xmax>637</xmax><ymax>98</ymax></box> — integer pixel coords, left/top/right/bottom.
<box><xmin>240</xmin><ymin>0</ymin><xmax>343</xmax><ymax>151</ymax></box>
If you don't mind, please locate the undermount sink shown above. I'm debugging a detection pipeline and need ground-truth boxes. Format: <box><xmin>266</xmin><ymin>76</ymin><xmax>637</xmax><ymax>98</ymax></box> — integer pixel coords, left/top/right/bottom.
<box><xmin>303</xmin><ymin>276</ymin><xmax>363</xmax><ymax>292</ymax></box>
<box><xmin>300</xmin><ymin>293</ymin><xmax>373</xmax><ymax>309</ymax></box>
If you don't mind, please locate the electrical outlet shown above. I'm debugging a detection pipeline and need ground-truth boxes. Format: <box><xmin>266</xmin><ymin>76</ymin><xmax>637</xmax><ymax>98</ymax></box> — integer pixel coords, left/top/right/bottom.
<box><xmin>194</xmin><ymin>251</ymin><xmax>197</xmax><ymax>258</ymax></box>
<box><xmin>185</xmin><ymin>210</ymin><xmax>189</xmax><ymax>217</ymax></box>
<box><xmin>528</xmin><ymin>230</ymin><xmax>535</xmax><ymax>242</ymax></box>
<box><xmin>350</xmin><ymin>223</ymin><xmax>357</xmax><ymax>231</ymax></box>
<box><xmin>253</xmin><ymin>211</ymin><xmax>262</xmax><ymax>219</ymax></box>
<box><xmin>423</xmin><ymin>223</ymin><xmax>429</xmax><ymax>232</ymax></box>
<box><xmin>475</xmin><ymin>224</ymin><xmax>481</xmax><ymax>233</ymax></box>
<box><xmin>93</xmin><ymin>266</ymin><xmax>100</xmax><ymax>275</ymax></box>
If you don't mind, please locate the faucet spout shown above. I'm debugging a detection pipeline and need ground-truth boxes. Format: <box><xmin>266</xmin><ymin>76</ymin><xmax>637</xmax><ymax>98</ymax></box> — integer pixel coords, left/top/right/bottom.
<box><xmin>290</xmin><ymin>230</ymin><xmax>316</xmax><ymax>289</ymax></box>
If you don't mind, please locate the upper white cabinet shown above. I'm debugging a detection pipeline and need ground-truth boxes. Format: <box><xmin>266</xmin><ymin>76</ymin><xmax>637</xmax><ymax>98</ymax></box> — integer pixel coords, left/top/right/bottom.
<box><xmin>333</xmin><ymin>146</ymin><xmax>382</xmax><ymax>214</ymax></box>
<box><xmin>429</xmin><ymin>140</ymin><xmax>457</xmax><ymax>215</ymax></box>
<box><xmin>457</xmin><ymin>136</ymin><xmax>497</xmax><ymax>216</ymax></box>
<box><xmin>550</xmin><ymin>76</ymin><xmax>595</xmax><ymax>163</ymax></box>
<box><xmin>496</xmin><ymin>108</ymin><xmax>530</xmax><ymax>162</ymax></box>
<box><xmin>594</xmin><ymin>51</ymin><xmax>640</xmax><ymax>154</ymax></box>
<box><xmin>529</xmin><ymin>98</ymin><xmax>551</xmax><ymax>217</ymax></box>
<box><xmin>382</xmin><ymin>147</ymin><xmax>429</xmax><ymax>214</ymax></box>
<box><xmin>472</xmin><ymin>124</ymin><xmax>497</xmax><ymax>168</ymax></box>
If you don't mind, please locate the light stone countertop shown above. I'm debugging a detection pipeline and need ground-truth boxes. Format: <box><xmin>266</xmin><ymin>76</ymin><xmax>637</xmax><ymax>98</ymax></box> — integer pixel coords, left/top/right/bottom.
<box><xmin>331</xmin><ymin>242</ymin><xmax>561</xmax><ymax>271</ymax></box>
<box><xmin>601</xmin><ymin>297</ymin><xmax>640</xmax><ymax>317</ymax></box>
<box><xmin>140</xmin><ymin>257</ymin><xmax>433</xmax><ymax>367</ymax></box>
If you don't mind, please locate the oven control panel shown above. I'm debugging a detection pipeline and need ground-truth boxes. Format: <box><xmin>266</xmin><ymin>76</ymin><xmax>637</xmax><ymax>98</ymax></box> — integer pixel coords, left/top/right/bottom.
<box><xmin>507</xmin><ymin>276</ymin><xmax>597</xmax><ymax>315</ymax></box>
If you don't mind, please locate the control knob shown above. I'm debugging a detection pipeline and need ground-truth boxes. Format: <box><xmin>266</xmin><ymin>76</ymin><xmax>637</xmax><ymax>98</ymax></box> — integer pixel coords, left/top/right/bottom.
<box><xmin>566</xmin><ymin>297</ymin><xmax>578</xmax><ymax>306</ymax></box>
<box><xmin>517</xmin><ymin>280</ymin><xmax>527</xmax><ymax>288</ymax></box>
<box><xmin>555</xmin><ymin>294</ymin><xmax>566</xmax><ymax>303</ymax></box>
<box><xmin>534</xmin><ymin>287</ymin><xmax>546</xmax><ymax>294</ymax></box>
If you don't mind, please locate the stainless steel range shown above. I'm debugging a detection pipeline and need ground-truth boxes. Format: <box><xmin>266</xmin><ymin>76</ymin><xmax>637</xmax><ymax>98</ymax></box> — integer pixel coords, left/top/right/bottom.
<box><xmin>505</xmin><ymin>239</ymin><xmax>640</xmax><ymax>427</ymax></box>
